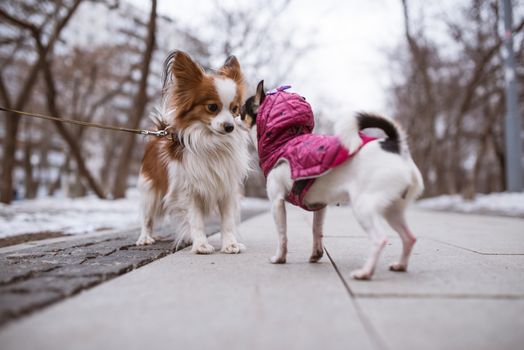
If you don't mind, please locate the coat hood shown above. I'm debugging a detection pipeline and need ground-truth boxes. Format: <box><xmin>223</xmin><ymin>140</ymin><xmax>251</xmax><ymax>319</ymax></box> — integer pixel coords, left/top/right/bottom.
<box><xmin>257</xmin><ymin>90</ymin><xmax>314</xmax><ymax>176</ymax></box>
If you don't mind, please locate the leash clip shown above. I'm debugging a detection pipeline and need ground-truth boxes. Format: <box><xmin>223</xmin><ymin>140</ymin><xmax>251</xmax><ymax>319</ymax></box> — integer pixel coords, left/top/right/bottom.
<box><xmin>155</xmin><ymin>128</ymin><xmax>170</xmax><ymax>137</ymax></box>
<box><xmin>141</xmin><ymin>128</ymin><xmax>170</xmax><ymax>138</ymax></box>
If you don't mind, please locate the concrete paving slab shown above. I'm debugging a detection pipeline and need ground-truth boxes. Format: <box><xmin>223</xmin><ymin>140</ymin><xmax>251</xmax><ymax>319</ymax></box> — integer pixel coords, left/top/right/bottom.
<box><xmin>0</xmin><ymin>211</ymin><xmax>374</xmax><ymax>350</ymax></box>
<box><xmin>317</xmin><ymin>206</ymin><xmax>524</xmax><ymax>254</ymax></box>
<box><xmin>324</xmin><ymin>235</ymin><xmax>524</xmax><ymax>297</ymax></box>
<box><xmin>318</xmin><ymin>207</ymin><xmax>524</xmax><ymax>297</ymax></box>
<box><xmin>406</xmin><ymin>209</ymin><xmax>524</xmax><ymax>255</ymax></box>
<box><xmin>303</xmin><ymin>206</ymin><xmax>524</xmax><ymax>349</ymax></box>
<box><xmin>357</xmin><ymin>298</ymin><xmax>524</xmax><ymax>350</ymax></box>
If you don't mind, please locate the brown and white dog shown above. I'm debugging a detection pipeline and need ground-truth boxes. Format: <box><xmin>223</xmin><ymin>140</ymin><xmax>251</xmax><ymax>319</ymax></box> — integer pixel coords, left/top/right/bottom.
<box><xmin>136</xmin><ymin>51</ymin><xmax>250</xmax><ymax>254</ymax></box>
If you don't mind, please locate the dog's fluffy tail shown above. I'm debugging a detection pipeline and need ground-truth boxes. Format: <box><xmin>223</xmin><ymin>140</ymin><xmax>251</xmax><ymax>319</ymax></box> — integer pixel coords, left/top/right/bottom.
<box><xmin>336</xmin><ymin>112</ymin><xmax>424</xmax><ymax>200</ymax></box>
<box><xmin>336</xmin><ymin>112</ymin><xmax>409</xmax><ymax>156</ymax></box>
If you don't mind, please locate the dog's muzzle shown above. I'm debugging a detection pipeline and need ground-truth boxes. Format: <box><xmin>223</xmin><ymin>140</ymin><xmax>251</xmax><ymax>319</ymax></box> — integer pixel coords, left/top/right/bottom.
<box><xmin>223</xmin><ymin>122</ymin><xmax>235</xmax><ymax>133</ymax></box>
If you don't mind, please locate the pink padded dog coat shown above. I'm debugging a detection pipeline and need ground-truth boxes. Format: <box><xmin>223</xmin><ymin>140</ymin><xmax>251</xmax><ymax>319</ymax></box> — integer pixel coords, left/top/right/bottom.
<box><xmin>257</xmin><ymin>87</ymin><xmax>375</xmax><ymax>211</ymax></box>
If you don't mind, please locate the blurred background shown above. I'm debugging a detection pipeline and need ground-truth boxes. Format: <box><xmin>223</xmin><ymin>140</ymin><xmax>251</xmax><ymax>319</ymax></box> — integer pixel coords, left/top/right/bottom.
<box><xmin>0</xmin><ymin>0</ymin><xmax>523</xmax><ymax>236</ymax></box>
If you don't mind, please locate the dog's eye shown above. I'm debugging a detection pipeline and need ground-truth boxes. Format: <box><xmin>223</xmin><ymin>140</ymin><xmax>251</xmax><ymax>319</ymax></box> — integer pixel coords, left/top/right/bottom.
<box><xmin>207</xmin><ymin>103</ymin><xmax>218</xmax><ymax>112</ymax></box>
<box><xmin>231</xmin><ymin>105</ymin><xmax>239</xmax><ymax>115</ymax></box>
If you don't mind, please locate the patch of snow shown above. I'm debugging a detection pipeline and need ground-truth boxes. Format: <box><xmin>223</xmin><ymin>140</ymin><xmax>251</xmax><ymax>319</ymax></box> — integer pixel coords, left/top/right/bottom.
<box><xmin>417</xmin><ymin>192</ymin><xmax>524</xmax><ymax>218</ymax></box>
<box><xmin>0</xmin><ymin>190</ymin><xmax>140</xmax><ymax>238</ymax></box>
<box><xmin>0</xmin><ymin>191</ymin><xmax>270</xmax><ymax>239</ymax></box>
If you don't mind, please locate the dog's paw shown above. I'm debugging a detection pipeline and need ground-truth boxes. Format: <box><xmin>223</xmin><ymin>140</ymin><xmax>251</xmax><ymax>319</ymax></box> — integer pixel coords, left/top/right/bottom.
<box><xmin>151</xmin><ymin>234</ymin><xmax>169</xmax><ymax>242</ymax></box>
<box><xmin>270</xmin><ymin>256</ymin><xmax>286</xmax><ymax>264</ymax></box>
<box><xmin>136</xmin><ymin>235</ymin><xmax>155</xmax><ymax>246</ymax></box>
<box><xmin>351</xmin><ymin>269</ymin><xmax>373</xmax><ymax>280</ymax></box>
<box><xmin>221</xmin><ymin>242</ymin><xmax>241</xmax><ymax>254</ymax></box>
<box><xmin>192</xmin><ymin>242</ymin><xmax>215</xmax><ymax>254</ymax></box>
<box><xmin>309</xmin><ymin>249</ymin><xmax>324</xmax><ymax>263</ymax></box>
<box><xmin>389</xmin><ymin>263</ymin><xmax>407</xmax><ymax>272</ymax></box>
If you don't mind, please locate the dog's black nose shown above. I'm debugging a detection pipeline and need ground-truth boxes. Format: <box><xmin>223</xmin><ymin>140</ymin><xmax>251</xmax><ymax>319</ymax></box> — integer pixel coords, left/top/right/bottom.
<box><xmin>224</xmin><ymin>122</ymin><xmax>234</xmax><ymax>133</ymax></box>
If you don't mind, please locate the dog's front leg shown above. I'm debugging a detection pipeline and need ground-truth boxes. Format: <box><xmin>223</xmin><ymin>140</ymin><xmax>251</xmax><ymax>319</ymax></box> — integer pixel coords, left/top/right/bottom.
<box><xmin>270</xmin><ymin>198</ymin><xmax>288</xmax><ymax>263</ymax></box>
<box><xmin>309</xmin><ymin>207</ymin><xmax>326</xmax><ymax>263</ymax></box>
<box><xmin>189</xmin><ymin>200</ymin><xmax>214</xmax><ymax>254</ymax></box>
<box><xmin>219</xmin><ymin>197</ymin><xmax>242</xmax><ymax>254</ymax></box>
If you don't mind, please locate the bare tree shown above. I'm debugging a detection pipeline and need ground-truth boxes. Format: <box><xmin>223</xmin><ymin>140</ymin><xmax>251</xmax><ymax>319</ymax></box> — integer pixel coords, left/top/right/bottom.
<box><xmin>392</xmin><ymin>0</ymin><xmax>524</xmax><ymax>198</ymax></box>
<box><xmin>39</xmin><ymin>41</ymin><xmax>106</xmax><ymax>198</ymax></box>
<box><xmin>111</xmin><ymin>0</ymin><xmax>157</xmax><ymax>199</ymax></box>
<box><xmin>0</xmin><ymin>0</ymin><xmax>83</xmax><ymax>203</ymax></box>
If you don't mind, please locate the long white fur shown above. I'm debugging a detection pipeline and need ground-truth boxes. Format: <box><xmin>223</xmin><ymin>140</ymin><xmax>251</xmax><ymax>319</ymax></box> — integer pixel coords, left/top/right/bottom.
<box><xmin>257</xmin><ymin>113</ymin><xmax>424</xmax><ymax>279</ymax></box>
<box><xmin>136</xmin><ymin>78</ymin><xmax>251</xmax><ymax>254</ymax></box>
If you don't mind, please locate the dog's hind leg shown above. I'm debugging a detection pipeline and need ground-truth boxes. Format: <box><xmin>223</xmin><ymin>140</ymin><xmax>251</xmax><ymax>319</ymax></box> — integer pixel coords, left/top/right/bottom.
<box><xmin>309</xmin><ymin>207</ymin><xmax>326</xmax><ymax>263</ymax></box>
<box><xmin>351</xmin><ymin>200</ymin><xmax>388</xmax><ymax>280</ymax></box>
<box><xmin>385</xmin><ymin>202</ymin><xmax>417</xmax><ymax>272</ymax></box>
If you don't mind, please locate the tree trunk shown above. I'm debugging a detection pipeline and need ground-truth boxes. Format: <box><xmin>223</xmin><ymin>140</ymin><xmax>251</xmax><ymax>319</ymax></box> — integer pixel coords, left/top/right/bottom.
<box><xmin>1</xmin><ymin>117</ymin><xmax>20</xmax><ymax>203</ymax></box>
<box><xmin>0</xmin><ymin>0</ymin><xmax>83</xmax><ymax>204</ymax></box>
<box><xmin>40</xmin><ymin>52</ymin><xmax>106</xmax><ymax>198</ymax></box>
<box><xmin>23</xmin><ymin>139</ymin><xmax>38</xmax><ymax>199</ymax></box>
<box><xmin>112</xmin><ymin>0</ymin><xmax>157</xmax><ymax>199</ymax></box>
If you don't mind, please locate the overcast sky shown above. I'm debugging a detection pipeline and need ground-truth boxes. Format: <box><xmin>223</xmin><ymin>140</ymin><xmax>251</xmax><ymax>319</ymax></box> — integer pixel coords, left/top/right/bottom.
<box><xmin>127</xmin><ymin>0</ymin><xmax>450</xmax><ymax>117</ymax></box>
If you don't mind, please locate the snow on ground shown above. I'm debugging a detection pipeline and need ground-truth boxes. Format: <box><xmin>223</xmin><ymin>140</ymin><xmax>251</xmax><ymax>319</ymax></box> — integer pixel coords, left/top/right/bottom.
<box><xmin>2</xmin><ymin>190</ymin><xmax>521</xmax><ymax>239</ymax></box>
<box><xmin>0</xmin><ymin>190</ymin><xmax>271</xmax><ymax>239</ymax></box>
<box><xmin>0</xmin><ymin>191</ymin><xmax>140</xmax><ymax>238</ymax></box>
<box><xmin>417</xmin><ymin>192</ymin><xmax>524</xmax><ymax>218</ymax></box>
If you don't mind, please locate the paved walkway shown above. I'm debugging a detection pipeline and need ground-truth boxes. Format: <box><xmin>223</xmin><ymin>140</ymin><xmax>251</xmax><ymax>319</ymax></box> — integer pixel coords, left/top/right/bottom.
<box><xmin>0</xmin><ymin>207</ymin><xmax>266</xmax><ymax>326</ymax></box>
<box><xmin>0</xmin><ymin>206</ymin><xmax>523</xmax><ymax>350</ymax></box>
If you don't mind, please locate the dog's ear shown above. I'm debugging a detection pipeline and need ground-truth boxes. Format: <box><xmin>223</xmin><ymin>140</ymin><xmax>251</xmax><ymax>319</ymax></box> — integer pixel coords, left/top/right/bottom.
<box><xmin>254</xmin><ymin>80</ymin><xmax>265</xmax><ymax>106</ymax></box>
<box><xmin>219</xmin><ymin>56</ymin><xmax>242</xmax><ymax>81</ymax></box>
<box><xmin>219</xmin><ymin>55</ymin><xmax>246</xmax><ymax>94</ymax></box>
<box><xmin>169</xmin><ymin>50</ymin><xmax>204</xmax><ymax>87</ymax></box>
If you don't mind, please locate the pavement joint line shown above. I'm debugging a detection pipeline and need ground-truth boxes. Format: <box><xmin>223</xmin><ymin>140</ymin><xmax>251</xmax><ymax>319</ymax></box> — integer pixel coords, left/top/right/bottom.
<box><xmin>324</xmin><ymin>246</ymin><xmax>355</xmax><ymax>298</ymax></box>
<box><xmin>415</xmin><ymin>207</ymin><xmax>524</xmax><ymax>219</ymax></box>
<box><xmin>323</xmin><ymin>235</ymin><xmax>410</xmax><ymax>239</ymax></box>
<box><xmin>0</xmin><ymin>232</ymin><xmax>132</xmax><ymax>255</ymax></box>
<box><xmin>323</xmin><ymin>235</ymin><xmax>367</xmax><ymax>238</ymax></box>
<box><xmin>0</xmin><ymin>266</ymin><xmax>60</xmax><ymax>287</ymax></box>
<box><xmin>324</xmin><ymin>235</ymin><xmax>524</xmax><ymax>255</ymax></box>
<box><xmin>324</xmin><ymin>245</ymin><xmax>388</xmax><ymax>350</ymax></box>
<box><xmin>425</xmin><ymin>237</ymin><xmax>524</xmax><ymax>256</ymax></box>
<box><xmin>355</xmin><ymin>293</ymin><xmax>524</xmax><ymax>300</ymax></box>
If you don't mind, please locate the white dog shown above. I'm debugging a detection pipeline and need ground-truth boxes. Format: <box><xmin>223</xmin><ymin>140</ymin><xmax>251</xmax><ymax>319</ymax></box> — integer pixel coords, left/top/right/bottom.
<box><xmin>238</xmin><ymin>81</ymin><xmax>424</xmax><ymax>279</ymax></box>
